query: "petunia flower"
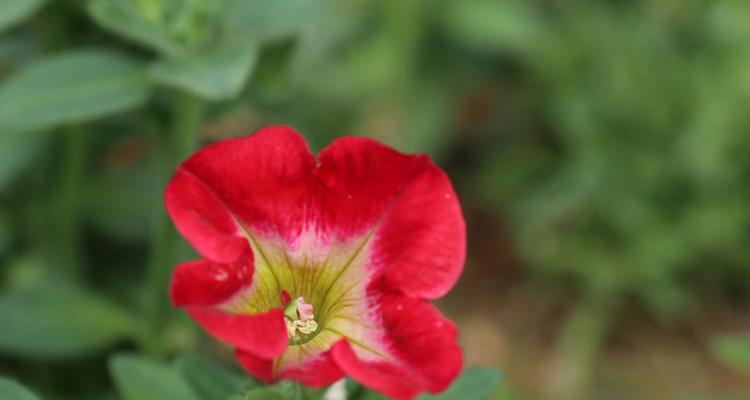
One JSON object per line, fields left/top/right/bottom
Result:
{"left": 166, "top": 126, "right": 466, "bottom": 399}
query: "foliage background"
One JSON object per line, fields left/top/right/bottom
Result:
{"left": 1, "top": 0, "right": 750, "bottom": 399}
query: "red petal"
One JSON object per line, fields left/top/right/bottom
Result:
{"left": 331, "top": 341, "right": 420, "bottom": 400}
{"left": 165, "top": 168, "right": 249, "bottom": 263}
{"left": 236, "top": 349, "right": 343, "bottom": 388}
{"left": 170, "top": 251, "right": 254, "bottom": 307}
{"left": 378, "top": 166, "right": 466, "bottom": 299}
{"left": 331, "top": 292, "right": 463, "bottom": 398}
{"left": 177, "top": 126, "right": 316, "bottom": 242}
{"left": 318, "top": 138, "right": 465, "bottom": 299}
{"left": 235, "top": 350, "right": 275, "bottom": 384}
{"left": 186, "top": 308, "right": 287, "bottom": 359}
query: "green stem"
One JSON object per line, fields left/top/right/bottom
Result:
{"left": 553, "top": 300, "right": 612, "bottom": 400}
{"left": 49, "top": 126, "right": 88, "bottom": 280}
{"left": 144, "top": 90, "right": 202, "bottom": 353}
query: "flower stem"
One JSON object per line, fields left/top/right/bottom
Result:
{"left": 551, "top": 300, "right": 612, "bottom": 400}
{"left": 144, "top": 89, "right": 202, "bottom": 352}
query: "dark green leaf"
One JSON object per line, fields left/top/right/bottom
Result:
{"left": 0, "top": 0, "right": 46, "bottom": 34}
{"left": 0, "top": 281, "right": 139, "bottom": 358}
{"left": 173, "top": 354, "right": 249, "bottom": 400}
{"left": 82, "top": 164, "right": 153, "bottom": 241}
{"left": 110, "top": 354, "right": 200, "bottom": 400}
{"left": 87, "top": 0, "right": 185, "bottom": 57}
{"left": 0, "top": 129, "right": 48, "bottom": 189}
{"left": 0, "top": 377, "right": 39, "bottom": 400}
{"left": 0, "top": 49, "right": 151, "bottom": 132}
{"left": 149, "top": 36, "right": 257, "bottom": 100}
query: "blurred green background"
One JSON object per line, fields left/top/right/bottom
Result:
{"left": 1, "top": 0, "right": 750, "bottom": 399}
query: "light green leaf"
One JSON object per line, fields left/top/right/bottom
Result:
{"left": 173, "top": 354, "right": 250, "bottom": 400}
{"left": 149, "top": 36, "right": 257, "bottom": 100}
{"left": 0, "top": 49, "right": 151, "bottom": 132}
{"left": 0, "top": 0, "right": 45, "bottom": 34}
{"left": 712, "top": 335, "right": 750, "bottom": 374}
{"left": 223, "top": 0, "right": 323, "bottom": 43}
{"left": 0, "top": 377, "right": 40, "bottom": 400}
{"left": 87, "top": 0, "right": 184, "bottom": 57}
{"left": 110, "top": 354, "right": 200, "bottom": 400}
{"left": 440, "top": 0, "right": 540, "bottom": 52}
{"left": 419, "top": 369, "right": 502, "bottom": 400}
{"left": 0, "top": 281, "right": 139, "bottom": 358}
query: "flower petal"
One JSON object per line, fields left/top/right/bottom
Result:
{"left": 180, "top": 126, "right": 316, "bottom": 238}
{"left": 186, "top": 308, "right": 287, "bottom": 359}
{"left": 331, "top": 292, "right": 463, "bottom": 398}
{"left": 170, "top": 251, "right": 254, "bottom": 307}
{"left": 317, "top": 137, "right": 465, "bottom": 299}
{"left": 236, "top": 348, "right": 344, "bottom": 388}
{"left": 377, "top": 166, "right": 466, "bottom": 299}
{"left": 331, "top": 341, "right": 421, "bottom": 400}
{"left": 165, "top": 167, "right": 249, "bottom": 263}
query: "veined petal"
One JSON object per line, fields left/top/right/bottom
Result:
{"left": 236, "top": 344, "right": 344, "bottom": 388}
{"left": 318, "top": 137, "right": 466, "bottom": 299}
{"left": 187, "top": 308, "right": 287, "bottom": 359}
{"left": 165, "top": 126, "right": 317, "bottom": 262}
{"left": 331, "top": 292, "right": 463, "bottom": 398}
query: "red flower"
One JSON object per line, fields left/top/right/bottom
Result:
{"left": 166, "top": 126, "right": 466, "bottom": 399}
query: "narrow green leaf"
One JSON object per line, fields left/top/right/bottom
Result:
{"left": 110, "top": 354, "right": 200, "bottom": 400}
{"left": 712, "top": 335, "right": 750, "bottom": 374}
{"left": 149, "top": 36, "right": 257, "bottom": 100}
{"left": 0, "top": 49, "right": 151, "bottom": 132}
{"left": 0, "top": 377, "right": 39, "bottom": 400}
{"left": 0, "top": 281, "right": 139, "bottom": 358}
{"left": 174, "top": 354, "right": 249, "bottom": 400}
{"left": 87, "top": 0, "right": 184, "bottom": 57}
{"left": 0, "top": 0, "right": 45, "bottom": 34}
{"left": 419, "top": 369, "right": 502, "bottom": 400}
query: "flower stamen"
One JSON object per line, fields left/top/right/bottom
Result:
{"left": 283, "top": 296, "right": 319, "bottom": 340}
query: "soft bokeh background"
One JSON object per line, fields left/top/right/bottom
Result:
{"left": 1, "top": 0, "right": 750, "bottom": 399}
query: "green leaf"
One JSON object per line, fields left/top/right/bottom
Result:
{"left": 0, "top": 377, "right": 39, "bottom": 400}
{"left": 0, "top": 49, "right": 151, "bottom": 133}
{"left": 87, "top": 0, "right": 184, "bottom": 57}
{"left": 223, "top": 0, "right": 323, "bottom": 43}
{"left": 358, "top": 369, "right": 503, "bottom": 400}
{"left": 110, "top": 354, "right": 200, "bottom": 400}
{"left": 149, "top": 36, "right": 257, "bottom": 100}
{"left": 232, "top": 382, "right": 324, "bottom": 400}
{"left": 0, "top": 281, "right": 139, "bottom": 358}
{"left": 0, "top": 0, "right": 45, "bottom": 34}
{"left": 173, "top": 354, "right": 250, "bottom": 400}
{"left": 419, "top": 369, "right": 502, "bottom": 400}
{"left": 712, "top": 335, "right": 750, "bottom": 374}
